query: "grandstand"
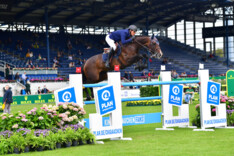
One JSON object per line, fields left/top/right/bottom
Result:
{"left": 0, "top": 0, "right": 233, "bottom": 82}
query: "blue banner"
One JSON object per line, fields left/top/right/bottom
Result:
{"left": 57, "top": 87, "right": 76, "bottom": 103}
{"left": 169, "top": 84, "right": 183, "bottom": 106}
{"left": 207, "top": 81, "right": 220, "bottom": 105}
{"left": 84, "top": 112, "right": 162, "bottom": 129}
{"left": 97, "top": 85, "right": 116, "bottom": 115}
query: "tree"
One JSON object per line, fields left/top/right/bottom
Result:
{"left": 215, "top": 48, "right": 224, "bottom": 57}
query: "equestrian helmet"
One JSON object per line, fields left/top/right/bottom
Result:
{"left": 128, "top": 25, "right": 137, "bottom": 32}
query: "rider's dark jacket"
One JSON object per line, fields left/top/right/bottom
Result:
{"left": 109, "top": 29, "right": 133, "bottom": 45}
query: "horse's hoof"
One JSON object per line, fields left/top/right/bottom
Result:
{"left": 86, "top": 97, "right": 91, "bottom": 101}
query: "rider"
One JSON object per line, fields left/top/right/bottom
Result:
{"left": 105, "top": 25, "right": 137, "bottom": 68}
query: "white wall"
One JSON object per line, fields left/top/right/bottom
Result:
{"left": 0, "top": 82, "right": 69, "bottom": 96}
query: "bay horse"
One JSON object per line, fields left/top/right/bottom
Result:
{"left": 82, "top": 35, "right": 163, "bottom": 99}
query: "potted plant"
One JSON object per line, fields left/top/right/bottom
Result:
{"left": 63, "top": 127, "right": 75, "bottom": 147}
{"left": 72, "top": 129, "right": 81, "bottom": 146}
{"left": 7, "top": 133, "right": 26, "bottom": 154}
{"left": 76, "top": 128, "right": 84, "bottom": 145}
{"left": 54, "top": 130, "right": 66, "bottom": 148}
{"left": 24, "top": 131, "right": 35, "bottom": 153}
{"left": 45, "top": 131, "right": 56, "bottom": 150}
{"left": 82, "top": 128, "right": 96, "bottom": 144}
{"left": 0, "top": 138, "right": 10, "bottom": 155}
{"left": 31, "top": 134, "right": 48, "bottom": 151}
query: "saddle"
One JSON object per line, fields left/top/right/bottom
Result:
{"left": 102, "top": 45, "right": 121, "bottom": 62}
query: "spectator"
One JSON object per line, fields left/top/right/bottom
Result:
{"left": 87, "top": 45, "right": 91, "bottom": 49}
{"left": 149, "top": 58, "right": 152, "bottom": 63}
{"left": 14, "top": 72, "right": 20, "bottom": 82}
{"left": 53, "top": 57, "right": 58, "bottom": 64}
{"left": 57, "top": 51, "right": 61, "bottom": 58}
{"left": 20, "top": 86, "right": 27, "bottom": 95}
{"left": 181, "top": 72, "right": 187, "bottom": 77}
{"left": 5, "top": 64, "right": 10, "bottom": 80}
{"left": 37, "top": 87, "right": 42, "bottom": 94}
{"left": 129, "top": 71, "right": 134, "bottom": 82}
{"left": 69, "top": 62, "right": 75, "bottom": 68}
{"left": 147, "top": 76, "right": 151, "bottom": 81}
{"left": 124, "top": 71, "right": 129, "bottom": 80}
{"left": 135, "top": 59, "right": 147, "bottom": 71}
{"left": 29, "top": 51, "right": 33, "bottom": 59}
{"left": 33, "top": 42, "right": 39, "bottom": 49}
{"left": 29, "top": 60, "right": 35, "bottom": 68}
{"left": 209, "top": 53, "right": 214, "bottom": 59}
{"left": 141, "top": 71, "right": 146, "bottom": 77}
{"left": 148, "top": 72, "right": 151, "bottom": 77}
{"left": 201, "top": 55, "right": 207, "bottom": 62}
{"left": 171, "top": 70, "right": 179, "bottom": 79}
{"left": 151, "top": 70, "right": 155, "bottom": 76}
{"left": 68, "top": 54, "right": 73, "bottom": 60}
{"left": 78, "top": 50, "right": 83, "bottom": 56}
{"left": 41, "top": 85, "right": 50, "bottom": 94}
{"left": 38, "top": 54, "right": 42, "bottom": 61}
{"left": 67, "top": 40, "right": 72, "bottom": 50}
{"left": 184, "top": 85, "right": 194, "bottom": 104}
{"left": 26, "top": 49, "right": 30, "bottom": 58}
{"left": 162, "top": 57, "right": 168, "bottom": 64}
{"left": 21, "top": 72, "right": 27, "bottom": 85}
{"left": 53, "top": 62, "right": 57, "bottom": 68}
{"left": 3, "top": 85, "right": 13, "bottom": 114}
{"left": 25, "top": 81, "right": 31, "bottom": 95}
{"left": 79, "top": 58, "right": 84, "bottom": 65}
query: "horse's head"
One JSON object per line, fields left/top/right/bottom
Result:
{"left": 148, "top": 34, "right": 163, "bottom": 59}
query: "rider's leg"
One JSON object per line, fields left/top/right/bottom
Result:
{"left": 105, "top": 35, "right": 117, "bottom": 68}
{"left": 106, "top": 47, "right": 114, "bottom": 67}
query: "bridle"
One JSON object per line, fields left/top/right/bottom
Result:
{"left": 135, "top": 37, "right": 162, "bottom": 59}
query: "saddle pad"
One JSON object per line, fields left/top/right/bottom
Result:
{"left": 102, "top": 53, "right": 108, "bottom": 62}
{"left": 102, "top": 44, "right": 121, "bottom": 62}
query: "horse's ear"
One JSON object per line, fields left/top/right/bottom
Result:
{"left": 151, "top": 34, "right": 154, "bottom": 40}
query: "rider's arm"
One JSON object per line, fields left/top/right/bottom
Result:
{"left": 121, "top": 32, "right": 132, "bottom": 44}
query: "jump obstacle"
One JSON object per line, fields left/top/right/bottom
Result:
{"left": 54, "top": 64, "right": 232, "bottom": 142}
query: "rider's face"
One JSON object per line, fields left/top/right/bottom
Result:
{"left": 130, "top": 30, "right": 136, "bottom": 36}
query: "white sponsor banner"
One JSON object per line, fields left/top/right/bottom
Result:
{"left": 121, "top": 89, "right": 140, "bottom": 98}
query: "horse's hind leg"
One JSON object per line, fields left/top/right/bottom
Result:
{"left": 84, "top": 88, "right": 92, "bottom": 101}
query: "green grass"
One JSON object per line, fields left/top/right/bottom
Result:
{"left": 8, "top": 97, "right": 234, "bottom": 156}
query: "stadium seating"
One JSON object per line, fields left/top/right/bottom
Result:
{"left": 0, "top": 30, "right": 230, "bottom": 80}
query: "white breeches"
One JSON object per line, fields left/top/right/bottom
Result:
{"left": 105, "top": 34, "right": 117, "bottom": 50}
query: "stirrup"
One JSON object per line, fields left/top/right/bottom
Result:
{"left": 105, "top": 60, "right": 110, "bottom": 68}
{"left": 105, "top": 62, "right": 110, "bottom": 68}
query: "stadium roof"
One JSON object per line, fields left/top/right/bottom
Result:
{"left": 0, "top": 0, "right": 233, "bottom": 28}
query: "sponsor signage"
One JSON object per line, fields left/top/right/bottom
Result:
{"left": 226, "top": 70, "right": 234, "bottom": 96}
{"left": 0, "top": 94, "right": 55, "bottom": 105}
{"left": 207, "top": 81, "right": 220, "bottom": 105}
{"left": 168, "top": 84, "right": 183, "bottom": 106}
{"left": 84, "top": 112, "right": 162, "bottom": 128}
{"left": 57, "top": 87, "right": 77, "bottom": 103}
{"left": 96, "top": 85, "right": 116, "bottom": 116}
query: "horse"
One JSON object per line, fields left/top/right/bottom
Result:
{"left": 82, "top": 34, "right": 163, "bottom": 99}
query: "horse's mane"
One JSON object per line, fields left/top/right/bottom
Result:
{"left": 121, "top": 36, "right": 150, "bottom": 48}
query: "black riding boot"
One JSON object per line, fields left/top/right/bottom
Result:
{"left": 105, "top": 48, "right": 114, "bottom": 68}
